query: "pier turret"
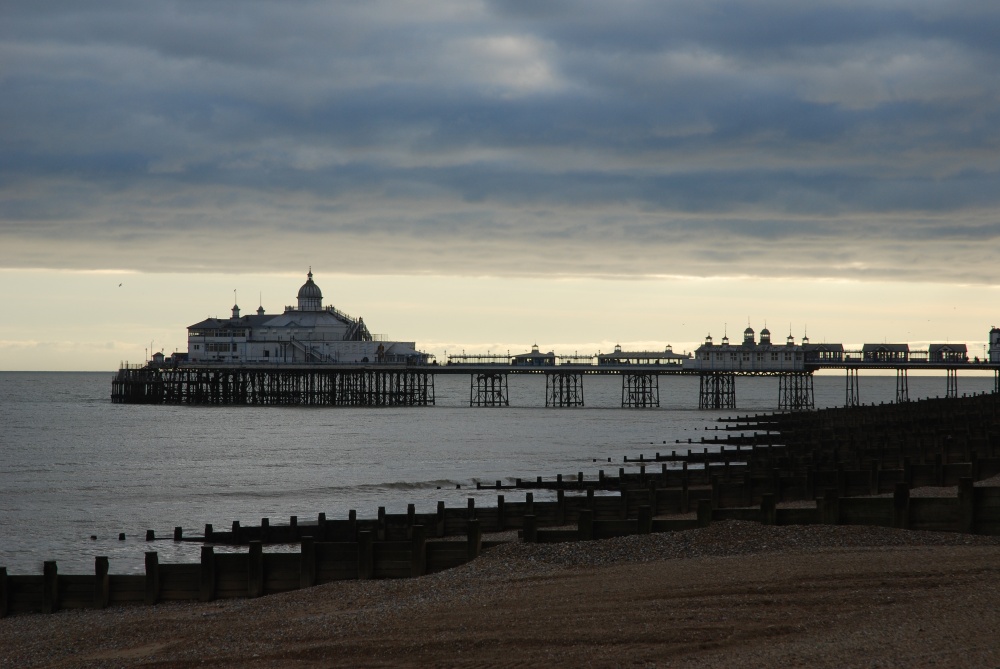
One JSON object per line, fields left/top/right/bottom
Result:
{"left": 990, "top": 326, "right": 1000, "bottom": 363}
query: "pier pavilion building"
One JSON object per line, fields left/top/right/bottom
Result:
{"left": 991, "top": 326, "right": 1000, "bottom": 363}
{"left": 186, "top": 271, "right": 430, "bottom": 365}
{"left": 684, "top": 326, "right": 807, "bottom": 372}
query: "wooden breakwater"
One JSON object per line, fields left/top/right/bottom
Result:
{"left": 6, "top": 479, "right": 1000, "bottom": 618}
{"left": 4, "top": 392, "right": 1000, "bottom": 617}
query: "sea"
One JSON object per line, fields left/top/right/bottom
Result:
{"left": 2, "top": 370, "right": 997, "bottom": 575}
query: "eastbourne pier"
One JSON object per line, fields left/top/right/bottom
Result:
{"left": 111, "top": 270, "right": 1000, "bottom": 410}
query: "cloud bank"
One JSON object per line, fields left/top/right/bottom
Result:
{"left": 2, "top": 0, "right": 1000, "bottom": 282}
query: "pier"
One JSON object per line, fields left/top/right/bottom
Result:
{"left": 113, "top": 359, "right": 1000, "bottom": 409}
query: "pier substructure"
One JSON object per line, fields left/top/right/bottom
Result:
{"left": 622, "top": 373, "right": 659, "bottom": 408}
{"left": 545, "top": 373, "right": 585, "bottom": 407}
{"left": 946, "top": 368, "right": 958, "bottom": 399}
{"left": 846, "top": 368, "right": 860, "bottom": 407}
{"left": 778, "top": 372, "right": 815, "bottom": 411}
{"left": 470, "top": 373, "right": 509, "bottom": 407}
{"left": 896, "top": 368, "right": 909, "bottom": 403}
{"left": 114, "top": 367, "right": 436, "bottom": 406}
{"left": 698, "top": 373, "right": 735, "bottom": 410}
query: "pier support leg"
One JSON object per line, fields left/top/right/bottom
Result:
{"left": 946, "top": 368, "right": 958, "bottom": 399}
{"left": 778, "top": 372, "right": 814, "bottom": 411}
{"left": 545, "top": 372, "right": 584, "bottom": 407}
{"left": 622, "top": 373, "right": 659, "bottom": 408}
{"left": 896, "top": 368, "right": 909, "bottom": 403}
{"left": 470, "top": 373, "right": 509, "bottom": 407}
{"left": 845, "top": 368, "right": 860, "bottom": 407}
{"left": 698, "top": 373, "right": 735, "bottom": 410}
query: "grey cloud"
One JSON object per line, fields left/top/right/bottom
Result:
{"left": 2, "top": 1, "right": 1000, "bottom": 283}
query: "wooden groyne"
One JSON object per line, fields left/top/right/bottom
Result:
{"left": 5, "top": 392, "right": 1000, "bottom": 617}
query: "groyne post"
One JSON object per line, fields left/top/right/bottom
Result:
{"left": 200, "top": 546, "right": 215, "bottom": 602}
{"left": 300, "top": 537, "right": 316, "bottom": 588}
{"left": 357, "top": 531, "right": 374, "bottom": 579}
{"left": 410, "top": 526, "right": 426, "bottom": 577}
{"left": 467, "top": 519, "right": 482, "bottom": 559}
{"left": 143, "top": 553, "right": 158, "bottom": 606}
{"left": 95, "top": 556, "right": 110, "bottom": 609}
{"left": 959, "top": 478, "right": 976, "bottom": 534}
{"left": 0, "top": 567, "right": 7, "bottom": 618}
{"left": 248, "top": 542, "right": 263, "bottom": 598}
{"left": 42, "top": 561, "right": 58, "bottom": 614}
{"left": 893, "top": 483, "right": 910, "bottom": 530}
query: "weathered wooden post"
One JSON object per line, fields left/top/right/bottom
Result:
{"left": 467, "top": 519, "right": 482, "bottom": 559}
{"left": 260, "top": 517, "right": 270, "bottom": 543}
{"left": 43, "top": 561, "right": 59, "bottom": 614}
{"left": 143, "top": 552, "right": 158, "bottom": 606}
{"left": 248, "top": 541, "right": 264, "bottom": 598}
{"left": 348, "top": 510, "right": 358, "bottom": 540}
{"left": 145, "top": 529, "right": 155, "bottom": 541}
{"left": 497, "top": 494, "right": 506, "bottom": 531}
{"left": 761, "top": 494, "right": 776, "bottom": 526}
{"left": 696, "top": 498, "right": 712, "bottom": 528}
{"left": 958, "top": 477, "right": 976, "bottom": 534}
{"left": 317, "top": 512, "right": 327, "bottom": 541}
{"left": 556, "top": 489, "right": 566, "bottom": 525}
{"left": 290, "top": 515, "right": 299, "bottom": 541}
{"left": 586, "top": 487, "right": 595, "bottom": 511}
{"left": 467, "top": 497, "right": 476, "bottom": 521}
{"left": 0, "top": 566, "right": 7, "bottom": 618}
{"left": 525, "top": 492, "right": 534, "bottom": 517}
{"left": 231, "top": 520, "right": 242, "bottom": 544}
{"left": 95, "top": 556, "right": 110, "bottom": 609}
{"left": 199, "top": 546, "right": 215, "bottom": 602}
{"left": 357, "top": 531, "right": 374, "bottom": 580}
{"left": 410, "top": 526, "right": 426, "bottom": 577}
{"left": 578, "top": 509, "right": 594, "bottom": 540}
{"left": 377, "top": 507, "right": 386, "bottom": 541}
{"left": 523, "top": 514, "right": 537, "bottom": 543}
{"left": 300, "top": 536, "right": 316, "bottom": 588}
{"left": 436, "top": 501, "right": 446, "bottom": 538}
{"left": 173, "top": 527, "right": 183, "bottom": 541}
{"left": 893, "top": 482, "right": 910, "bottom": 530}
{"left": 204, "top": 523, "right": 214, "bottom": 541}
{"left": 637, "top": 506, "right": 652, "bottom": 535}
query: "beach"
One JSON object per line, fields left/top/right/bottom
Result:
{"left": 4, "top": 521, "right": 1000, "bottom": 668}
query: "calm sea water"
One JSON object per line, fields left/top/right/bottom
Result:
{"left": 1, "top": 370, "right": 996, "bottom": 574}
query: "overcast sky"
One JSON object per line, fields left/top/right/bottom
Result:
{"left": 2, "top": 1, "right": 999, "bottom": 370}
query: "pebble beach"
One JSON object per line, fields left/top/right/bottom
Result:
{"left": 4, "top": 520, "right": 1000, "bottom": 668}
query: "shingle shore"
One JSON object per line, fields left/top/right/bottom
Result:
{"left": 4, "top": 521, "right": 1000, "bottom": 668}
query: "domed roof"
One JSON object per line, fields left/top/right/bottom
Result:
{"left": 760, "top": 327, "right": 771, "bottom": 336}
{"left": 297, "top": 270, "right": 323, "bottom": 300}
{"left": 744, "top": 326, "right": 755, "bottom": 335}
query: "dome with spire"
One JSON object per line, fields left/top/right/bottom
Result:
{"left": 296, "top": 269, "right": 323, "bottom": 311}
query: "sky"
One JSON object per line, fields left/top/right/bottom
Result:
{"left": 2, "top": 1, "right": 999, "bottom": 370}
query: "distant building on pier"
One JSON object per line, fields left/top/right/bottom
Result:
{"left": 185, "top": 270, "right": 430, "bottom": 365}
{"left": 598, "top": 344, "right": 689, "bottom": 366}
{"left": 512, "top": 344, "right": 556, "bottom": 367}
{"left": 861, "top": 343, "right": 909, "bottom": 363}
{"left": 684, "top": 325, "right": 806, "bottom": 371}
{"left": 928, "top": 344, "right": 968, "bottom": 363}
{"left": 990, "top": 327, "right": 1000, "bottom": 363}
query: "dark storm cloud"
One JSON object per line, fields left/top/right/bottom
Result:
{"left": 2, "top": 0, "right": 1000, "bottom": 282}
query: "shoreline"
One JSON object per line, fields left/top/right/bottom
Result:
{"left": 4, "top": 522, "right": 1000, "bottom": 668}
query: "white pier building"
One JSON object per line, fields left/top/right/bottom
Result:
{"left": 683, "top": 326, "right": 806, "bottom": 372}
{"left": 186, "top": 271, "right": 430, "bottom": 365}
